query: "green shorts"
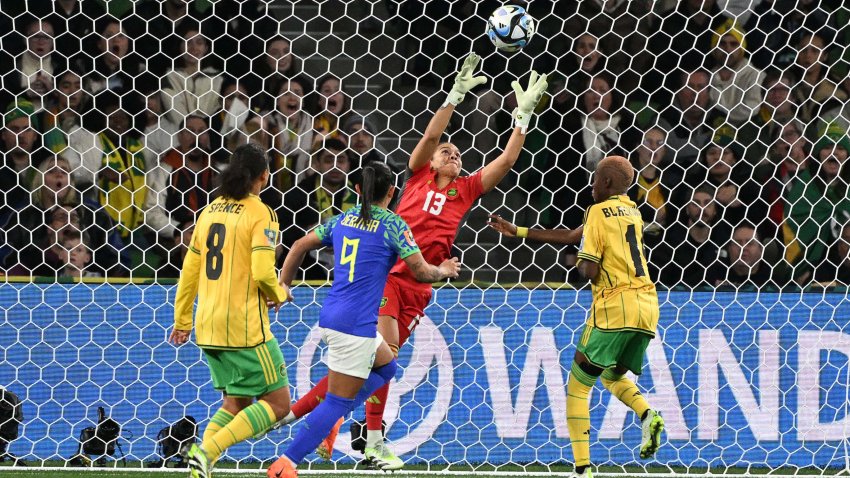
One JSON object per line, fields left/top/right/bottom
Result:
{"left": 202, "top": 338, "right": 289, "bottom": 398}
{"left": 575, "top": 325, "right": 653, "bottom": 375}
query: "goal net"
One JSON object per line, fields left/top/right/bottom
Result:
{"left": 1, "top": 1, "right": 850, "bottom": 476}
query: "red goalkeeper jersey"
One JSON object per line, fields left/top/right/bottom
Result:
{"left": 389, "top": 164, "right": 484, "bottom": 291}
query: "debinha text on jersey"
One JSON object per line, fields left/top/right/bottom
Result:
{"left": 340, "top": 213, "right": 381, "bottom": 233}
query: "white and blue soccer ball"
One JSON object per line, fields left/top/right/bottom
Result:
{"left": 486, "top": 5, "right": 535, "bottom": 53}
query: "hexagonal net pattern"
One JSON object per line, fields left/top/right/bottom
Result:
{"left": 1, "top": 0, "right": 850, "bottom": 475}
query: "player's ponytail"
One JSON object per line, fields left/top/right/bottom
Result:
{"left": 359, "top": 162, "right": 393, "bottom": 224}
{"left": 218, "top": 143, "right": 269, "bottom": 200}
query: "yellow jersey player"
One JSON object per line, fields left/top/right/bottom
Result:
{"left": 169, "top": 143, "right": 292, "bottom": 478}
{"left": 488, "top": 155, "right": 665, "bottom": 478}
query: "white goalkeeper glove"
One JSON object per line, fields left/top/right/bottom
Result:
{"left": 511, "top": 71, "right": 548, "bottom": 134}
{"left": 443, "top": 53, "right": 488, "bottom": 108}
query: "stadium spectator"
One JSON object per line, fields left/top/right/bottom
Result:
{"left": 718, "top": 222, "right": 782, "bottom": 288}
{"left": 653, "top": 185, "right": 727, "bottom": 288}
{"left": 708, "top": 19, "right": 765, "bottom": 126}
{"left": 562, "top": 33, "right": 607, "bottom": 104}
{"left": 126, "top": 0, "right": 223, "bottom": 76}
{"left": 2, "top": 156, "right": 125, "bottom": 277}
{"left": 215, "top": 78, "right": 251, "bottom": 154}
{"left": 144, "top": 114, "right": 218, "bottom": 244}
{"left": 536, "top": 32, "right": 607, "bottom": 168}
{"left": 646, "top": 0, "right": 727, "bottom": 102}
{"left": 49, "top": 69, "right": 88, "bottom": 133}
{"left": 782, "top": 122, "right": 850, "bottom": 286}
{"left": 0, "top": 99, "right": 54, "bottom": 209}
{"left": 657, "top": 69, "right": 717, "bottom": 168}
{"left": 789, "top": 31, "right": 847, "bottom": 124}
{"left": 564, "top": 0, "right": 652, "bottom": 95}
{"left": 815, "top": 222, "right": 850, "bottom": 285}
{"left": 208, "top": 0, "right": 276, "bottom": 78}
{"left": 1, "top": 16, "right": 66, "bottom": 112}
{"left": 155, "top": 221, "right": 194, "bottom": 279}
{"left": 39, "top": 0, "right": 103, "bottom": 67}
{"left": 139, "top": 87, "right": 178, "bottom": 169}
{"left": 629, "top": 127, "right": 681, "bottom": 238}
{"left": 313, "top": 74, "right": 351, "bottom": 143}
{"left": 743, "top": 0, "right": 837, "bottom": 70}
{"left": 162, "top": 115, "right": 218, "bottom": 226}
{"left": 550, "top": 72, "right": 637, "bottom": 210}
{"left": 280, "top": 138, "right": 356, "bottom": 279}
{"left": 82, "top": 16, "right": 146, "bottom": 97}
{"left": 756, "top": 119, "right": 809, "bottom": 239}
{"left": 685, "top": 130, "right": 767, "bottom": 229}
{"left": 249, "top": 76, "right": 314, "bottom": 190}
{"left": 86, "top": 92, "right": 147, "bottom": 243}
{"left": 247, "top": 36, "right": 301, "bottom": 109}
{"left": 550, "top": 71, "right": 637, "bottom": 265}
{"left": 565, "top": 72, "right": 634, "bottom": 175}
{"left": 238, "top": 76, "right": 315, "bottom": 198}
{"left": 161, "top": 21, "right": 223, "bottom": 125}
{"left": 737, "top": 69, "right": 797, "bottom": 164}
{"left": 3, "top": 210, "right": 69, "bottom": 278}
{"left": 771, "top": 119, "right": 807, "bottom": 167}
{"left": 54, "top": 70, "right": 102, "bottom": 191}
{"left": 343, "top": 115, "right": 398, "bottom": 183}
{"left": 57, "top": 230, "right": 101, "bottom": 279}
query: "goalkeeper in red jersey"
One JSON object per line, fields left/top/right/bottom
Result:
{"left": 274, "top": 53, "right": 548, "bottom": 470}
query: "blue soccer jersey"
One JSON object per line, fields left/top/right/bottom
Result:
{"left": 315, "top": 205, "right": 421, "bottom": 337}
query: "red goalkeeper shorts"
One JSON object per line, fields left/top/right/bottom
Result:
{"left": 378, "top": 275, "right": 432, "bottom": 347}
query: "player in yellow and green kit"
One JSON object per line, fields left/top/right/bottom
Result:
{"left": 488, "top": 155, "right": 665, "bottom": 478}
{"left": 169, "top": 143, "right": 292, "bottom": 478}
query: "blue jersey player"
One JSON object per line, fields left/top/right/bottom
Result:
{"left": 268, "top": 163, "right": 460, "bottom": 478}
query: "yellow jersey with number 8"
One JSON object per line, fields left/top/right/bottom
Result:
{"left": 576, "top": 195, "right": 659, "bottom": 335}
{"left": 174, "top": 194, "right": 288, "bottom": 349}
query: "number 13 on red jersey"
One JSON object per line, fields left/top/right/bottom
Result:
{"left": 423, "top": 191, "right": 446, "bottom": 215}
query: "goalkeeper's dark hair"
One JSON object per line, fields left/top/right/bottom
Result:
{"left": 218, "top": 143, "right": 269, "bottom": 200}
{"left": 359, "top": 162, "right": 393, "bottom": 224}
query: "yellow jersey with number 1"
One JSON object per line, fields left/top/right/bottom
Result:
{"left": 576, "top": 195, "right": 659, "bottom": 336}
{"left": 174, "top": 194, "right": 288, "bottom": 349}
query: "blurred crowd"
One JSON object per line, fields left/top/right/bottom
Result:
{"left": 0, "top": 0, "right": 848, "bottom": 290}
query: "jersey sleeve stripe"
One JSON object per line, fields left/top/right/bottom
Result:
{"left": 252, "top": 246, "right": 275, "bottom": 251}
{"left": 399, "top": 247, "right": 420, "bottom": 260}
{"left": 577, "top": 252, "right": 601, "bottom": 263}
{"left": 262, "top": 202, "right": 278, "bottom": 224}
{"left": 189, "top": 246, "right": 201, "bottom": 255}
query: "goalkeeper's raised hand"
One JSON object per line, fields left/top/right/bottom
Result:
{"left": 511, "top": 71, "right": 548, "bottom": 133}
{"left": 443, "top": 53, "right": 488, "bottom": 107}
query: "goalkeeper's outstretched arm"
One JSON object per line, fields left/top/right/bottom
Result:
{"left": 409, "top": 53, "right": 488, "bottom": 172}
{"left": 487, "top": 214, "right": 582, "bottom": 245}
{"left": 480, "top": 71, "right": 548, "bottom": 193}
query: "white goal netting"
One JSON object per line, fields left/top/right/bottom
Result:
{"left": 1, "top": 0, "right": 850, "bottom": 475}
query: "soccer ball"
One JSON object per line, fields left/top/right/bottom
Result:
{"left": 486, "top": 5, "right": 535, "bottom": 53}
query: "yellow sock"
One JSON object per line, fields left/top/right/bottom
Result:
{"left": 566, "top": 362, "right": 595, "bottom": 468}
{"left": 204, "top": 400, "right": 275, "bottom": 462}
{"left": 601, "top": 369, "right": 650, "bottom": 420}
{"left": 203, "top": 408, "right": 235, "bottom": 446}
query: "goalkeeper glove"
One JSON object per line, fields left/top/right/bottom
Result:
{"left": 443, "top": 53, "right": 488, "bottom": 108}
{"left": 511, "top": 71, "right": 548, "bottom": 134}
